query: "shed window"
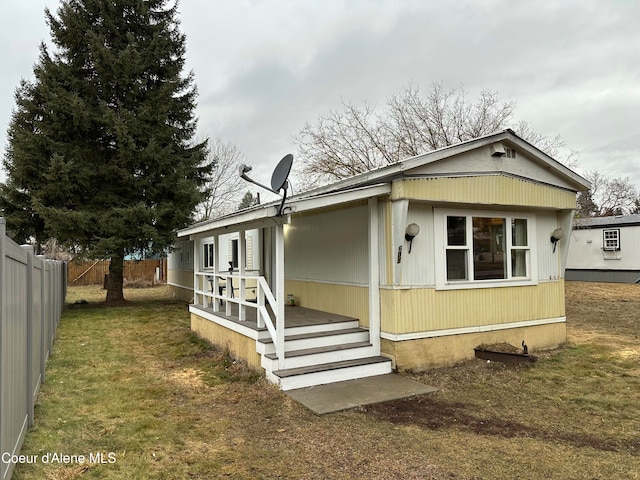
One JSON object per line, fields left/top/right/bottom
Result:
{"left": 603, "top": 229, "right": 620, "bottom": 251}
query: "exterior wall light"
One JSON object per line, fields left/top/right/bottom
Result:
{"left": 405, "top": 223, "right": 420, "bottom": 253}
{"left": 550, "top": 227, "right": 564, "bottom": 253}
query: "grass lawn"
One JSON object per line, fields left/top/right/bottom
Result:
{"left": 12, "top": 282, "right": 640, "bottom": 479}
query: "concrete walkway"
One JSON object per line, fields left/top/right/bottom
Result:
{"left": 285, "top": 374, "right": 438, "bottom": 414}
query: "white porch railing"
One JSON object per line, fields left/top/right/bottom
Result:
{"left": 194, "top": 271, "right": 285, "bottom": 369}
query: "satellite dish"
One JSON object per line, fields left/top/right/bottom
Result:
{"left": 271, "top": 154, "right": 293, "bottom": 192}
{"left": 238, "top": 153, "right": 294, "bottom": 216}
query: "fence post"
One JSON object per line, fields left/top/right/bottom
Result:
{"left": 22, "top": 245, "right": 35, "bottom": 427}
{"left": 0, "top": 218, "right": 6, "bottom": 474}
{"left": 37, "top": 256, "right": 47, "bottom": 384}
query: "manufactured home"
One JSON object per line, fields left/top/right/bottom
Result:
{"left": 566, "top": 214, "right": 640, "bottom": 283}
{"left": 169, "top": 129, "right": 590, "bottom": 390}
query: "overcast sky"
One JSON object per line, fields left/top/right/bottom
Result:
{"left": 1, "top": 0, "right": 639, "bottom": 196}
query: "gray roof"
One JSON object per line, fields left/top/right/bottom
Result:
{"left": 574, "top": 214, "right": 640, "bottom": 229}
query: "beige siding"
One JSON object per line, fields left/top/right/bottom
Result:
{"left": 391, "top": 176, "right": 577, "bottom": 209}
{"left": 380, "top": 280, "right": 565, "bottom": 334}
{"left": 285, "top": 205, "right": 369, "bottom": 284}
{"left": 398, "top": 204, "right": 435, "bottom": 286}
{"left": 285, "top": 279, "right": 370, "bottom": 327}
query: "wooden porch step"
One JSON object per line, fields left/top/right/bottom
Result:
{"left": 264, "top": 341, "right": 371, "bottom": 360}
{"left": 256, "top": 327, "right": 369, "bottom": 355}
{"left": 261, "top": 341, "right": 375, "bottom": 370}
{"left": 269, "top": 356, "right": 393, "bottom": 391}
{"left": 258, "top": 327, "right": 366, "bottom": 345}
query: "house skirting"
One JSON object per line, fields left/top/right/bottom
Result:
{"left": 565, "top": 269, "right": 640, "bottom": 283}
{"left": 190, "top": 313, "right": 262, "bottom": 370}
{"left": 382, "top": 319, "right": 566, "bottom": 370}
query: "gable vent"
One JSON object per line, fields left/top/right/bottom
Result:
{"left": 490, "top": 142, "right": 506, "bottom": 157}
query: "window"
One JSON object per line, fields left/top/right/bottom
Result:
{"left": 505, "top": 147, "right": 517, "bottom": 158}
{"left": 203, "top": 242, "right": 214, "bottom": 268}
{"left": 438, "top": 210, "right": 535, "bottom": 289}
{"left": 230, "top": 239, "right": 239, "bottom": 269}
{"left": 603, "top": 229, "right": 620, "bottom": 251}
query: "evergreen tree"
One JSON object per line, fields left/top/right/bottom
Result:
{"left": 1, "top": 0, "right": 211, "bottom": 301}
{"left": 576, "top": 190, "right": 598, "bottom": 218}
{"left": 238, "top": 191, "right": 259, "bottom": 210}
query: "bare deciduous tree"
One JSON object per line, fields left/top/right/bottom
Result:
{"left": 295, "top": 82, "right": 574, "bottom": 187}
{"left": 196, "top": 138, "right": 246, "bottom": 221}
{"left": 580, "top": 170, "right": 638, "bottom": 216}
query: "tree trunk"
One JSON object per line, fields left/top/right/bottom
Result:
{"left": 106, "top": 251, "right": 125, "bottom": 302}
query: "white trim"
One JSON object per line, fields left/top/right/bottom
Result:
{"left": 368, "top": 197, "right": 381, "bottom": 354}
{"left": 189, "top": 305, "right": 260, "bottom": 340}
{"left": 284, "top": 277, "right": 368, "bottom": 288}
{"left": 167, "top": 281, "right": 193, "bottom": 290}
{"left": 178, "top": 183, "right": 390, "bottom": 238}
{"left": 381, "top": 316, "right": 566, "bottom": 341}
{"left": 288, "top": 183, "right": 391, "bottom": 215}
{"left": 167, "top": 267, "right": 195, "bottom": 273}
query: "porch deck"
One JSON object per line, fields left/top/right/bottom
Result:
{"left": 190, "top": 302, "right": 359, "bottom": 332}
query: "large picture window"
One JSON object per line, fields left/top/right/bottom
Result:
{"left": 439, "top": 210, "right": 535, "bottom": 289}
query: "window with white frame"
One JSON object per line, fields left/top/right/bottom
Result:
{"left": 602, "top": 229, "right": 620, "bottom": 251}
{"left": 203, "top": 242, "right": 214, "bottom": 269}
{"left": 438, "top": 210, "right": 535, "bottom": 288}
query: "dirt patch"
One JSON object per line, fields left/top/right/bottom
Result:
{"left": 475, "top": 342, "right": 522, "bottom": 354}
{"left": 169, "top": 367, "right": 208, "bottom": 389}
{"left": 367, "top": 396, "right": 640, "bottom": 455}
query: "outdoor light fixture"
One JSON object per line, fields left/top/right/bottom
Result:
{"left": 550, "top": 227, "right": 564, "bottom": 253}
{"left": 405, "top": 223, "right": 420, "bottom": 253}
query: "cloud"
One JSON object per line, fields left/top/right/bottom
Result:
{"left": 2, "top": 0, "right": 639, "bottom": 191}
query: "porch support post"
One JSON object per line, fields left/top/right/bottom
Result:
{"left": 368, "top": 198, "right": 381, "bottom": 355}
{"left": 239, "top": 229, "right": 246, "bottom": 321}
{"left": 193, "top": 236, "right": 200, "bottom": 306}
{"left": 275, "top": 223, "right": 286, "bottom": 369}
{"left": 213, "top": 234, "right": 220, "bottom": 312}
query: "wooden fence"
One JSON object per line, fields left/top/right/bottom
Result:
{"left": 67, "top": 258, "right": 167, "bottom": 286}
{"left": 0, "top": 218, "right": 66, "bottom": 480}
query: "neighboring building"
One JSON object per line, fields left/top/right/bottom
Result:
{"left": 566, "top": 214, "right": 640, "bottom": 283}
{"left": 170, "top": 129, "right": 590, "bottom": 390}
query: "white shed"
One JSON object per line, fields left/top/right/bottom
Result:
{"left": 566, "top": 214, "right": 640, "bottom": 283}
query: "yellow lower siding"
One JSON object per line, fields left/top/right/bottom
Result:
{"left": 391, "top": 176, "right": 577, "bottom": 209}
{"left": 190, "top": 313, "right": 262, "bottom": 370}
{"left": 284, "top": 279, "right": 370, "bottom": 327}
{"left": 381, "top": 281, "right": 565, "bottom": 334}
{"left": 382, "top": 322, "right": 566, "bottom": 370}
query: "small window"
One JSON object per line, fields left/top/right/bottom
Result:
{"left": 505, "top": 148, "right": 516, "bottom": 158}
{"left": 603, "top": 229, "right": 620, "bottom": 251}
{"left": 231, "top": 239, "right": 239, "bottom": 269}
{"left": 203, "top": 243, "right": 214, "bottom": 268}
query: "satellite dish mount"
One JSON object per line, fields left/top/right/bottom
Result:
{"left": 239, "top": 154, "right": 293, "bottom": 216}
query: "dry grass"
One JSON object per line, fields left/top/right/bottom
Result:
{"left": 12, "top": 281, "right": 640, "bottom": 479}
